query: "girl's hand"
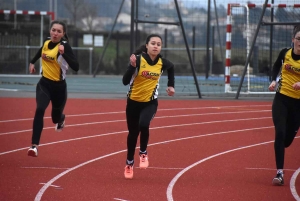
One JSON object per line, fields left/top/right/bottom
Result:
{"left": 268, "top": 81, "right": 276, "bottom": 91}
{"left": 166, "top": 87, "right": 175, "bottom": 96}
{"left": 130, "top": 54, "right": 136, "bottom": 67}
{"left": 59, "top": 44, "right": 64, "bottom": 55}
{"left": 29, "top": 63, "right": 35, "bottom": 74}
{"left": 292, "top": 82, "right": 300, "bottom": 90}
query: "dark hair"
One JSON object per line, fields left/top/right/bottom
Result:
{"left": 50, "top": 20, "right": 69, "bottom": 42}
{"left": 133, "top": 34, "right": 163, "bottom": 55}
{"left": 293, "top": 25, "right": 300, "bottom": 38}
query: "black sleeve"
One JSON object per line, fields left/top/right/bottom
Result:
{"left": 122, "top": 65, "right": 136, "bottom": 85}
{"left": 122, "top": 55, "right": 140, "bottom": 85}
{"left": 162, "top": 58, "right": 175, "bottom": 88}
{"left": 60, "top": 42, "right": 79, "bottom": 72}
{"left": 30, "top": 37, "right": 50, "bottom": 64}
{"left": 271, "top": 48, "right": 288, "bottom": 81}
{"left": 30, "top": 47, "right": 42, "bottom": 64}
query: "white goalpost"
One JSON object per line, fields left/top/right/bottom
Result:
{"left": 0, "top": 10, "right": 55, "bottom": 47}
{"left": 225, "top": 3, "right": 300, "bottom": 94}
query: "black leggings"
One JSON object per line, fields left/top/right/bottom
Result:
{"left": 272, "top": 93, "right": 300, "bottom": 169}
{"left": 31, "top": 77, "right": 67, "bottom": 145}
{"left": 126, "top": 98, "right": 158, "bottom": 161}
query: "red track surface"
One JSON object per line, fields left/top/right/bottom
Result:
{"left": 0, "top": 97, "right": 299, "bottom": 201}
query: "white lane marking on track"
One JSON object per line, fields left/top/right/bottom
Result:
{"left": 21, "top": 167, "right": 69, "bottom": 170}
{"left": 0, "top": 130, "right": 126, "bottom": 156}
{"left": 39, "top": 183, "right": 61, "bottom": 188}
{"left": 0, "top": 112, "right": 124, "bottom": 123}
{"left": 0, "top": 114, "right": 271, "bottom": 136}
{"left": 114, "top": 198, "right": 130, "bottom": 201}
{"left": 245, "top": 168, "right": 296, "bottom": 172}
{"left": 166, "top": 136, "right": 300, "bottom": 201}
{"left": 33, "top": 126, "right": 274, "bottom": 201}
{"left": 0, "top": 118, "right": 272, "bottom": 156}
{"left": 138, "top": 167, "right": 184, "bottom": 170}
{"left": 0, "top": 104, "right": 270, "bottom": 123}
{"left": 290, "top": 167, "right": 300, "bottom": 201}
{"left": 34, "top": 149, "right": 126, "bottom": 201}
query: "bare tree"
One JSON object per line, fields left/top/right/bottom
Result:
{"left": 64, "top": 0, "right": 87, "bottom": 28}
{"left": 64, "top": 0, "right": 98, "bottom": 31}
{"left": 81, "top": 3, "right": 98, "bottom": 31}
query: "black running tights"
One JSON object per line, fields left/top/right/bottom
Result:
{"left": 126, "top": 98, "right": 157, "bottom": 161}
{"left": 272, "top": 93, "right": 300, "bottom": 169}
{"left": 31, "top": 77, "right": 67, "bottom": 145}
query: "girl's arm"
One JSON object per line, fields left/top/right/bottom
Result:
{"left": 60, "top": 42, "right": 79, "bottom": 72}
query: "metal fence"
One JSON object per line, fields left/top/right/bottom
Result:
{"left": 1, "top": 0, "right": 299, "bottom": 98}
{"left": 0, "top": 45, "right": 93, "bottom": 75}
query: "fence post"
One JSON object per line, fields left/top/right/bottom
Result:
{"left": 89, "top": 47, "right": 93, "bottom": 75}
{"left": 26, "top": 46, "right": 29, "bottom": 74}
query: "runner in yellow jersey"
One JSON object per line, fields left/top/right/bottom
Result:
{"left": 269, "top": 25, "right": 300, "bottom": 185}
{"left": 122, "top": 34, "right": 175, "bottom": 179}
{"left": 27, "top": 20, "right": 79, "bottom": 157}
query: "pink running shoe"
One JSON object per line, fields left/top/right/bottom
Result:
{"left": 124, "top": 165, "right": 133, "bottom": 179}
{"left": 139, "top": 154, "right": 149, "bottom": 169}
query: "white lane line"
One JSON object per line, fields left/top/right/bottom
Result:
{"left": 21, "top": 167, "right": 69, "bottom": 170}
{"left": 0, "top": 118, "right": 272, "bottom": 156}
{"left": 114, "top": 198, "right": 130, "bottom": 201}
{"left": 0, "top": 104, "right": 270, "bottom": 123}
{"left": 290, "top": 167, "right": 300, "bottom": 201}
{"left": 166, "top": 136, "right": 300, "bottom": 201}
{"left": 0, "top": 114, "right": 271, "bottom": 136}
{"left": 138, "top": 167, "right": 184, "bottom": 170}
{"left": 0, "top": 111, "right": 124, "bottom": 123}
{"left": 34, "top": 150, "right": 126, "bottom": 201}
{"left": 39, "top": 183, "right": 61, "bottom": 188}
{"left": 34, "top": 126, "right": 273, "bottom": 201}
{"left": 0, "top": 130, "right": 126, "bottom": 156}
{"left": 245, "top": 168, "right": 296, "bottom": 172}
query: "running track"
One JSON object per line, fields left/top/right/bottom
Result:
{"left": 0, "top": 97, "right": 299, "bottom": 201}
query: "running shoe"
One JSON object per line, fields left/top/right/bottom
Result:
{"left": 27, "top": 146, "right": 38, "bottom": 157}
{"left": 272, "top": 172, "right": 284, "bottom": 186}
{"left": 55, "top": 115, "right": 65, "bottom": 132}
{"left": 124, "top": 165, "right": 133, "bottom": 179}
{"left": 139, "top": 154, "right": 149, "bottom": 169}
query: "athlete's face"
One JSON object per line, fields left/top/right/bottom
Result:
{"left": 146, "top": 37, "right": 162, "bottom": 59}
{"left": 50, "top": 23, "right": 65, "bottom": 43}
{"left": 292, "top": 31, "right": 300, "bottom": 55}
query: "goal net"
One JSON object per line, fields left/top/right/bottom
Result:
{"left": 225, "top": 3, "right": 300, "bottom": 94}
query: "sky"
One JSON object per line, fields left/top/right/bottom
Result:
{"left": 150, "top": 0, "right": 300, "bottom": 8}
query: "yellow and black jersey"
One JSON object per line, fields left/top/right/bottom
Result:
{"left": 30, "top": 37, "right": 79, "bottom": 81}
{"left": 272, "top": 48, "right": 300, "bottom": 99}
{"left": 41, "top": 40, "right": 62, "bottom": 81}
{"left": 123, "top": 53, "right": 175, "bottom": 102}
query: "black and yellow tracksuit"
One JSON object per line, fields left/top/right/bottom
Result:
{"left": 30, "top": 37, "right": 79, "bottom": 145}
{"left": 122, "top": 53, "right": 175, "bottom": 162}
{"left": 271, "top": 48, "right": 300, "bottom": 169}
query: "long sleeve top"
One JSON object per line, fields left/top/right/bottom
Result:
{"left": 30, "top": 37, "right": 79, "bottom": 81}
{"left": 122, "top": 53, "right": 175, "bottom": 102}
{"left": 272, "top": 48, "right": 300, "bottom": 98}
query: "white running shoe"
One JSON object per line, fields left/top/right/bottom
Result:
{"left": 27, "top": 146, "right": 38, "bottom": 157}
